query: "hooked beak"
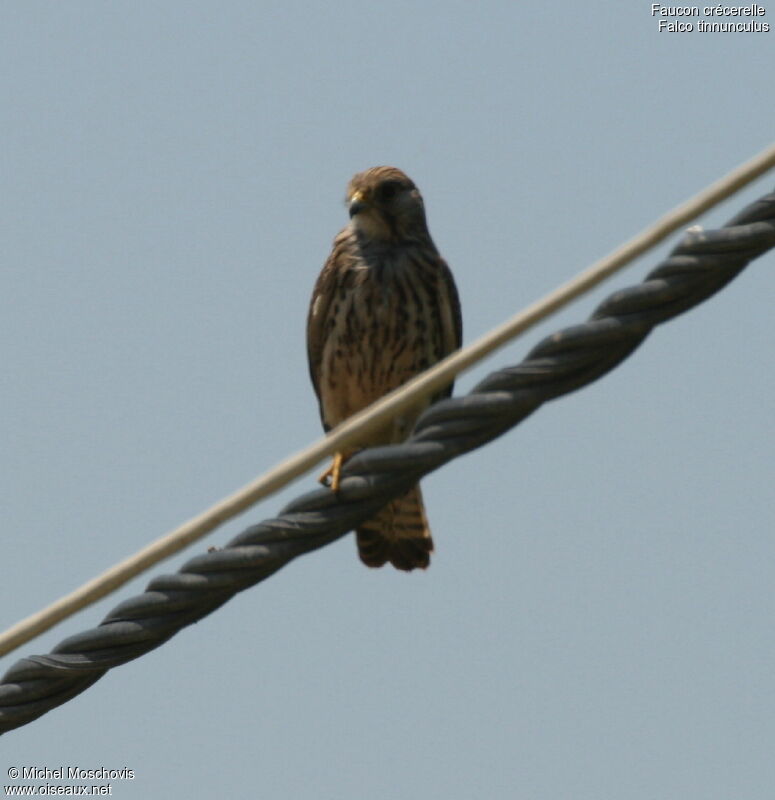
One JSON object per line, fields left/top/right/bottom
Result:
{"left": 348, "top": 190, "right": 368, "bottom": 218}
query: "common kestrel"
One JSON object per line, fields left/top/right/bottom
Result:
{"left": 307, "top": 167, "right": 462, "bottom": 570}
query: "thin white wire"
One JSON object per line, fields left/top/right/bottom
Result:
{"left": 1, "top": 142, "right": 774, "bottom": 659}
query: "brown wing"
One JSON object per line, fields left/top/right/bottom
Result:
{"left": 307, "top": 267, "right": 332, "bottom": 402}
{"left": 435, "top": 256, "right": 463, "bottom": 399}
{"left": 307, "top": 228, "right": 350, "bottom": 431}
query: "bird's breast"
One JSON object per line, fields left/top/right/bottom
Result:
{"left": 318, "top": 249, "right": 444, "bottom": 440}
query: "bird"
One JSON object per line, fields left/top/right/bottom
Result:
{"left": 307, "top": 166, "right": 462, "bottom": 571}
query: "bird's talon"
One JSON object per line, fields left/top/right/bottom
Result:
{"left": 319, "top": 452, "right": 344, "bottom": 492}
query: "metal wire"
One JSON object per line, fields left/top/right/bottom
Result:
{"left": 3, "top": 145, "right": 775, "bottom": 660}
{"left": 1, "top": 188, "right": 773, "bottom": 734}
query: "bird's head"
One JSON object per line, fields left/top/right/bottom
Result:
{"left": 345, "top": 166, "right": 428, "bottom": 242}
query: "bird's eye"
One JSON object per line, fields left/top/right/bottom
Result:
{"left": 379, "top": 182, "right": 400, "bottom": 201}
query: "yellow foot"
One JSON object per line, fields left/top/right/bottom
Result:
{"left": 318, "top": 452, "right": 345, "bottom": 492}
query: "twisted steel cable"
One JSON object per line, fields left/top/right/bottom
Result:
{"left": 1, "top": 189, "right": 773, "bottom": 734}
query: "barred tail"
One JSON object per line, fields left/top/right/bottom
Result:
{"left": 356, "top": 485, "right": 434, "bottom": 571}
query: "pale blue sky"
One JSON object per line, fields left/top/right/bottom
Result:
{"left": 2, "top": 3, "right": 773, "bottom": 798}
